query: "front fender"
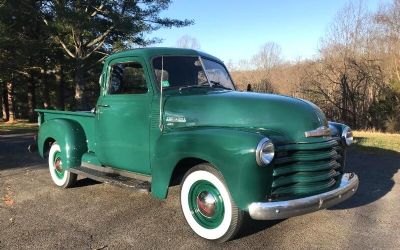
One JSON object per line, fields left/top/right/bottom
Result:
{"left": 151, "top": 128, "right": 273, "bottom": 210}
{"left": 37, "top": 119, "right": 88, "bottom": 169}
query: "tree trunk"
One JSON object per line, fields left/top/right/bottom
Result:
{"left": 0, "top": 84, "right": 2, "bottom": 120}
{"left": 42, "top": 66, "right": 50, "bottom": 109}
{"left": 55, "top": 64, "right": 65, "bottom": 110}
{"left": 74, "top": 64, "right": 88, "bottom": 110}
{"left": 1, "top": 82, "right": 9, "bottom": 121}
{"left": 340, "top": 74, "right": 348, "bottom": 124}
{"left": 7, "top": 81, "right": 15, "bottom": 122}
{"left": 27, "top": 73, "right": 36, "bottom": 122}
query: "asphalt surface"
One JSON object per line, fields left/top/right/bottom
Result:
{"left": 0, "top": 133, "right": 399, "bottom": 249}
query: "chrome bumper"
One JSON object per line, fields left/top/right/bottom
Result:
{"left": 248, "top": 173, "right": 359, "bottom": 220}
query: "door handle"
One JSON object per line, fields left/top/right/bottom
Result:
{"left": 98, "top": 104, "right": 110, "bottom": 108}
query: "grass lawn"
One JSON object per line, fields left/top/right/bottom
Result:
{"left": 353, "top": 131, "right": 400, "bottom": 154}
{"left": 0, "top": 120, "right": 38, "bottom": 135}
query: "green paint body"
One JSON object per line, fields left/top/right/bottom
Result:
{"left": 35, "top": 48, "right": 349, "bottom": 210}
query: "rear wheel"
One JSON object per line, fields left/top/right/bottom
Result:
{"left": 48, "top": 143, "right": 77, "bottom": 188}
{"left": 180, "top": 164, "right": 243, "bottom": 242}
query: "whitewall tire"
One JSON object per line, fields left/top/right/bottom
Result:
{"left": 180, "top": 164, "right": 243, "bottom": 242}
{"left": 48, "top": 143, "right": 77, "bottom": 188}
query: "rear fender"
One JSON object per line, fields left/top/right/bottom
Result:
{"left": 37, "top": 119, "right": 88, "bottom": 169}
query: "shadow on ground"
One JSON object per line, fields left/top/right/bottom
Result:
{"left": 329, "top": 140, "right": 400, "bottom": 210}
{"left": 236, "top": 214, "right": 284, "bottom": 239}
{"left": 0, "top": 133, "right": 44, "bottom": 170}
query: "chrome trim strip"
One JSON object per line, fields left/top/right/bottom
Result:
{"left": 305, "top": 126, "right": 332, "bottom": 137}
{"left": 248, "top": 173, "right": 359, "bottom": 220}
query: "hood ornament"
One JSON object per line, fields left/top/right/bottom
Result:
{"left": 305, "top": 126, "right": 331, "bottom": 138}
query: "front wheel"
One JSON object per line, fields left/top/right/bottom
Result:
{"left": 48, "top": 143, "right": 77, "bottom": 188}
{"left": 180, "top": 164, "right": 243, "bottom": 242}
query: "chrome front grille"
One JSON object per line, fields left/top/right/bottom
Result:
{"left": 271, "top": 138, "right": 344, "bottom": 200}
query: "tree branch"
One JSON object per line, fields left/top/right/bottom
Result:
{"left": 71, "top": 28, "right": 80, "bottom": 50}
{"left": 86, "top": 26, "right": 114, "bottom": 47}
{"left": 55, "top": 36, "right": 76, "bottom": 58}
{"left": 82, "top": 39, "right": 106, "bottom": 60}
{"left": 91, "top": 3, "right": 105, "bottom": 17}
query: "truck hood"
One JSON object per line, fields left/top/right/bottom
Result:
{"left": 163, "top": 90, "right": 329, "bottom": 143}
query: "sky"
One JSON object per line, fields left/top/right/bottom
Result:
{"left": 148, "top": 0, "right": 388, "bottom": 64}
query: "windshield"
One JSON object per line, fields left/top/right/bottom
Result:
{"left": 152, "top": 56, "right": 235, "bottom": 90}
{"left": 201, "top": 58, "right": 235, "bottom": 89}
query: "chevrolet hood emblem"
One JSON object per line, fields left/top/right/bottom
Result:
{"left": 305, "top": 126, "right": 331, "bottom": 138}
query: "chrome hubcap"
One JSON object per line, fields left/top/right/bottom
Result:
{"left": 54, "top": 158, "right": 63, "bottom": 172}
{"left": 196, "top": 191, "right": 217, "bottom": 218}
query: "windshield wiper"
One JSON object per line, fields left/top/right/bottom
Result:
{"left": 178, "top": 81, "right": 231, "bottom": 92}
{"left": 209, "top": 81, "right": 232, "bottom": 90}
{"left": 178, "top": 84, "right": 211, "bottom": 92}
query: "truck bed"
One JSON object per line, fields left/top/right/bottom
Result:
{"left": 35, "top": 109, "right": 96, "bottom": 151}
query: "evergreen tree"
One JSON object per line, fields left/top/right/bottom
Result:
{"left": 41, "top": 0, "right": 193, "bottom": 109}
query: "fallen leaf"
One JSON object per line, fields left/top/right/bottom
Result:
{"left": 3, "top": 195, "right": 15, "bottom": 206}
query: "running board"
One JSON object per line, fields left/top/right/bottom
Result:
{"left": 69, "top": 165, "right": 151, "bottom": 193}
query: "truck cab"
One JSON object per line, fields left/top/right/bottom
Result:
{"left": 36, "top": 48, "right": 359, "bottom": 242}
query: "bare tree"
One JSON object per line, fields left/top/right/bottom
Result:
{"left": 300, "top": 0, "right": 389, "bottom": 128}
{"left": 230, "top": 0, "right": 400, "bottom": 131}
{"left": 375, "top": 0, "right": 400, "bottom": 86}
{"left": 251, "top": 42, "right": 283, "bottom": 72}
{"left": 320, "top": 0, "right": 370, "bottom": 58}
{"left": 373, "top": 0, "right": 400, "bottom": 131}
{"left": 176, "top": 35, "right": 201, "bottom": 50}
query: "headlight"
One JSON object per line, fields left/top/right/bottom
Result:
{"left": 256, "top": 138, "right": 275, "bottom": 166}
{"left": 342, "top": 127, "right": 353, "bottom": 146}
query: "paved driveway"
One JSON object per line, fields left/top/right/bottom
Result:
{"left": 0, "top": 133, "right": 399, "bottom": 249}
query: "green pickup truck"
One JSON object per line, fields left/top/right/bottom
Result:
{"left": 35, "top": 47, "right": 359, "bottom": 242}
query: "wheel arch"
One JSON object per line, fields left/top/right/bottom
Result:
{"left": 169, "top": 157, "right": 208, "bottom": 186}
{"left": 37, "top": 118, "right": 88, "bottom": 169}
{"left": 150, "top": 128, "right": 273, "bottom": 210}
{"left": 42, "top": 137, "right": 56, "bottom": 156}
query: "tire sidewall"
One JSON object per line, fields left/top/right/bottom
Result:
{"left": 48, "top": 143, "right": 70, "bottom": 187}
{"left": 180, "top": 165, "right": 234, "bottom": 240}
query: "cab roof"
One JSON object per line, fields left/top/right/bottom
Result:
{"left": 105, "top": 47, "right": 223, "bottom": 64}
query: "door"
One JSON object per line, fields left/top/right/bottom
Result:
{"left": 95, "top": 56, "right": 152, "bottom": 174}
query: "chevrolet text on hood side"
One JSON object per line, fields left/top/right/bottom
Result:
{"left": 34, "top": 48, "right": 358, "bottom": 243}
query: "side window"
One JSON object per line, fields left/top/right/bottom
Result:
{"left": 109, "top": 62, "right": 148, "bottom": 94}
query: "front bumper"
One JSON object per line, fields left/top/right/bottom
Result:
{"left": 248, "top": 173, "right": 359, "bottom": 220}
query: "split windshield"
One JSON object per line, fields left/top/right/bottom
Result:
{"left": 152, "top": 56, "right": 235, "bottom": 90}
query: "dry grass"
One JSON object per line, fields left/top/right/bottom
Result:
{"left": 353, "top": 130, "right": 400, "bottom": 154}
{"left": 0, "top": 120, "right": 38, "bottom": 134}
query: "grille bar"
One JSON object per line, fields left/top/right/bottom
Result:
{"left": 271, "top": 138, "right": 344, "bottom": 200}
{"left": 274, "top": 149, "right": 340, "bottom": 165}
{"left": 276, "top": 139, "right": 338, "bottom": 151}
{"left": 272, "top": 179, "right": 337, "bottom": 197}
{"left": 273, "top": 160, "right": 341, "bottom": 176}
{"left": 272, "top": 169, "right": 341, "bottom": 188}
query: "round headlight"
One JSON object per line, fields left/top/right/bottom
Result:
{"left": 342, "top": 127, "right": 353, "bottom": 146}
{"left": 256, "top": 138, "right": 275, "bottom": 166}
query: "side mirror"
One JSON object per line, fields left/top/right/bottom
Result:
{"left": 247, "top": 84, "right": 252, "bottom": 92}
